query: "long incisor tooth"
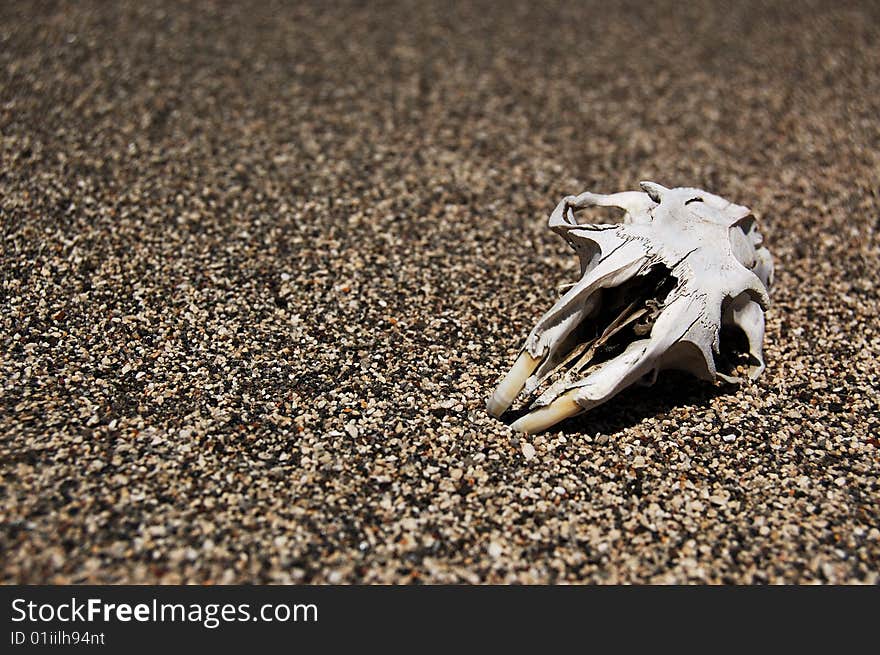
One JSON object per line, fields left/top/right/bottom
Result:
{"left": 486, "top": 351, "right": 541, "bottom": 418}
{"left": 509, "top": 390, "right": 583, "bottom": 434}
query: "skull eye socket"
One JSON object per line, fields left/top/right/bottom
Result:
{"left": 685, "top": 197, "right": 704, "bottom": 205}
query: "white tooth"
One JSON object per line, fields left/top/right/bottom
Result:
{"left": 486, "top": 350, "right": 541, "bottom": 417}
{"left": 509, "top": 390, "right": 582, "bottom": 434}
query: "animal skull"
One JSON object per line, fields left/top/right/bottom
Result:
{"left": 487, "top": 182, "right": 774, "bottom": 435}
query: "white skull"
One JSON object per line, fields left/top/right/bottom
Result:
{"left": 487, "top": 181, "right": 774, "bottom": 435}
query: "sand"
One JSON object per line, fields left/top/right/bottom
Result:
{"left": 2, "top": 0, "right": 878, "bottom": 583}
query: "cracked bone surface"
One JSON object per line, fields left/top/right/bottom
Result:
{"left": 487, "top": 182, "right": 774, "bottom": 434}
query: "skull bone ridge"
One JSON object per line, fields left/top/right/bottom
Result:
{"left": 487, "top": 181, "right": 774, "bottom": 435}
